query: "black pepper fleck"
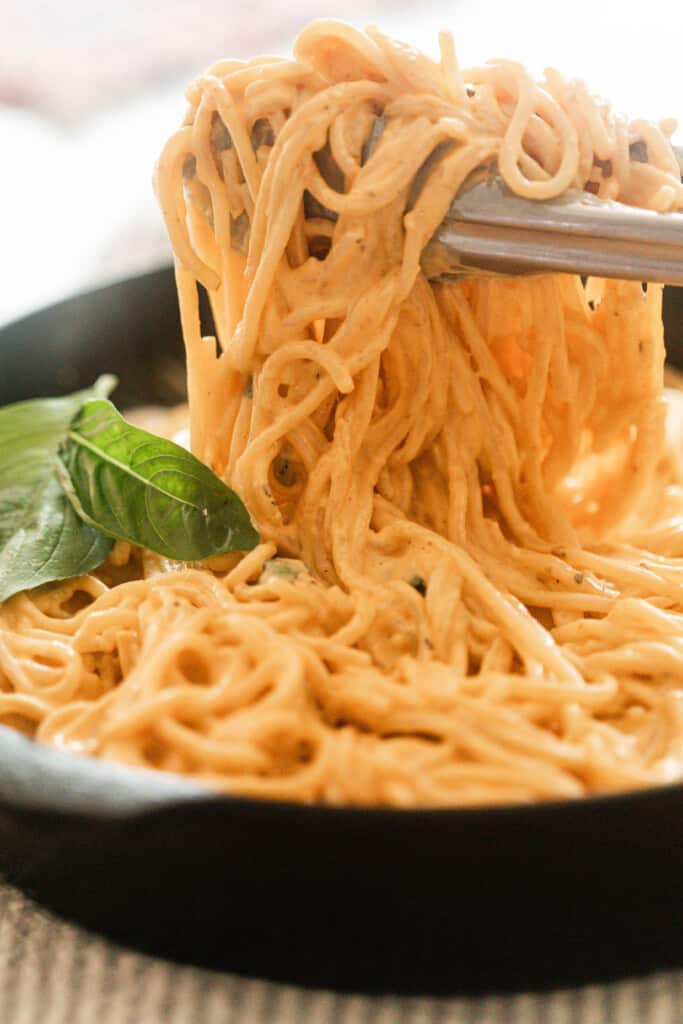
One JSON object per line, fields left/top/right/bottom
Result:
{"left": 408, "top": 575, "right": 427, "bottom": 596}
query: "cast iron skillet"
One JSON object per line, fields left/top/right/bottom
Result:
{"left": 0, "top": 268, "right": 682, "bottom": 996}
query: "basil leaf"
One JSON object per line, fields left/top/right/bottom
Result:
{"left": 61, "top": 399, "right": 259, "bottom": 560}
{"left": 0, "top": 377, "right": 116, "bottom": 603}
{"left": 0, "top": 476, "right": 113, "bottom": 604}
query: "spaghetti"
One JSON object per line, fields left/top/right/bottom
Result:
{"left": 2, "top": 21, "right": 683, "bottom": 805}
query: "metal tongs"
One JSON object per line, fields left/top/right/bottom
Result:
{"left": 195, "top": 112, "right": 683, "bottom": 285}
{"left": 421, "top": 147, "right": 683, "bottom": 284}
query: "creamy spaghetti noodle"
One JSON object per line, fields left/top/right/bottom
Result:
{"left": 2, "top": 21, "right": 683, "bottom": 805}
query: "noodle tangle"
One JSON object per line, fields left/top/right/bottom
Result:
{"left": 2, "top": 22, "right": 683, "bottom": 806}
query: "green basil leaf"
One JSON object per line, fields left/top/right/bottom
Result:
{"left": 61, "top": 399, "right": 259, "bottom": 560}
{"left": 0, "top": 475, "right": 113, "bottom": 604}
{"left": 0, "top": 377, "right": 117, "bottom": 603}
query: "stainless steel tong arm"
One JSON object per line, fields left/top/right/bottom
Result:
{"left": 422, "top": 148, "right": 683, "bottom": 284}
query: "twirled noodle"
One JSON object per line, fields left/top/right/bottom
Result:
{"left": 2, "top": 22, "right": 683, "bottom": 806}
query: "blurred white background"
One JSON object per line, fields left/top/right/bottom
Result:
{"left": 0, "top": 0, "right": 681, "bottom": 327}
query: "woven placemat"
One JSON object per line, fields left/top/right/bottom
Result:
{"left": 1, "top": 883, "right": 682, "bottom": 1024}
